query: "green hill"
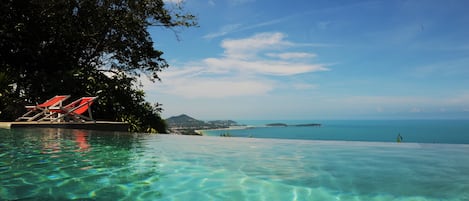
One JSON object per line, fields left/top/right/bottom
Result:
{"left": 165, "top": 114, "right": 241, "bottom": 135}
{"left": 166, "top": 114, "right": 207, "bottom": 128}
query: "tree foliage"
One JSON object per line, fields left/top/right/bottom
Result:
{"left": 0, "top": 0, "right": 197, "bottom": 132}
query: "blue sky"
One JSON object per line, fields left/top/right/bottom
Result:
{"left": 144, "top": 0, "right": 469, "bottom": 120}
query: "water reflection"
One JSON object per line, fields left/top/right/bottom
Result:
{"left": 38, "top": 129, "right": 93, "bottom": 154}
{"left": 0, "top": 128, "right": 162, "bottom": 200}
{"left": 73, "top": 130, "right": 90, "bottom": 152}
{"left": 40, "top": 129, "right": 63, "bottom": 155}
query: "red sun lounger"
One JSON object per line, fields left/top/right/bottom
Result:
{"left": 40, "top": 96, "right": 97, "bottom": 122}
{"left": 15, "top": 95, "right": 71, "bottom": 121}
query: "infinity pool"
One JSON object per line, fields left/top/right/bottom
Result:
{"left": 1, "top": 128, "right": 468, "bottom": 200}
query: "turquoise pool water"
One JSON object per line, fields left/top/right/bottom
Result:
{"left": 1, "top": 128, "right": 469, "bottom": 200}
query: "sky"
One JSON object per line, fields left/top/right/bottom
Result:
{"left": 144, "top": 0, "right": 469, "bottom": 120}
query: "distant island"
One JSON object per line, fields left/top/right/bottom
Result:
{"left": 294, "top": 123, "right": 321, "bottom": 127}
{"left": 166, "top": 114, "right": 242, "bottom": 135}
{"left": 266, "top": 123, "right": 288, "bottom": 127}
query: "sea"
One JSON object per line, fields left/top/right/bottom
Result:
{"left": 202, "top": 120, "right": 469, "bottom": 144}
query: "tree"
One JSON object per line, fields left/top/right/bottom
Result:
{"left": 0, "top": 0, "right": 197, "bottom": 132}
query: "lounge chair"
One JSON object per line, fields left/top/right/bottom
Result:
{"left": 15, "top": 95, "right": 71, "bottom": 121}
{"left": 40, "top": 96, "right": 97, "bottom": 122}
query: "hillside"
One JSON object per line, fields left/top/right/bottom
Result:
{"left": 166, "top": 114, "right": 207, "bottom": 128}
{"left": 166, "top": 114, "right": 241, "bottom": 135}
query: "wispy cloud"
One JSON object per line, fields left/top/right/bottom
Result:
{"left": 207, "top": 0, "right": 215, "bottom": 6}
{"left": 203, "top": 24, "right": 243, "bottom": 39}
{"left": 266, "top": 52, "right": 317, "bottom": 60}
{"left": 203, "top": 57, "right": 326, "bottom": 76}
{"left": 148, "top": 32, "right": 328, "bottom": 98}
{"left": 159, "top": 76, "right": 273, "bottom": 98}
{"left": 203, "top": 14, "right": 300, "bottom": 39}
{"left": 203, "top": 1, "right": 379, "bottom": 40}
{"left": 163, "top": 0, "right": 183, "bottom": 4}
{"left": 221, "top": 32, "right": 292, "bottom": 58}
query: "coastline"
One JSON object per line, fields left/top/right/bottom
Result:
{"left": 196, "top": 126, "right": 252, "bottom": 135}
{"left": 195, "top": 122, "right": 322, "bottom": 136}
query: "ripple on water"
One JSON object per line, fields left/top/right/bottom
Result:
{"left": 1, "top": 129, "right": 469, "bottom": 201}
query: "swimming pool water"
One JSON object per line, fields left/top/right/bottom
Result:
{"left": 1, "top": 128, "right": 469, "bottom": 200}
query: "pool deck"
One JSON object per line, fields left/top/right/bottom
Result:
{"left": 0, "top": 121, "right": 129, "bottom": 131}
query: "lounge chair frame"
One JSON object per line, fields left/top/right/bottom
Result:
{"left": 15, "top": 95, "right": 71, "bottom": 121}
{"left": 40, "top": 97, "right": 98, "bottom": 122}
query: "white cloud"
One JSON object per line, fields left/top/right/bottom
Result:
{"left": 266, "top": 52, "right": 317, "bottom": 60}
{"left": 158, "top": 76, "right": 273, "bottom": 98}
{"left": 204, "top": 17, "right": 295, "bottom": 40}
{"left": 203, "top": 57, "right": 326, "bottom": 76}
{"left": 147, "top": 32, "right": 328, "bottom": 99}
{"left": 203, "top": 11, "right": 333, "bottom": 40}
{"left": 163, "top": 0, "right": 183, "bottom": 4}
{"left": 221, "top": 32, "right": 292, "bottom": 58}
{"left": 211, "top": 32, "right": 328, "bottom": 75}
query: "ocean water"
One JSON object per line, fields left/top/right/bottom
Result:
{"left": 203, "top": 120, "right": 469, "bottom": 144}
{"left": 1, "top": 128, "right": 469, "bottom": 200}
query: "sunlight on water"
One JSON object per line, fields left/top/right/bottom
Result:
{"left": 1, "top": 128, "right": 469, "bottom": 200}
